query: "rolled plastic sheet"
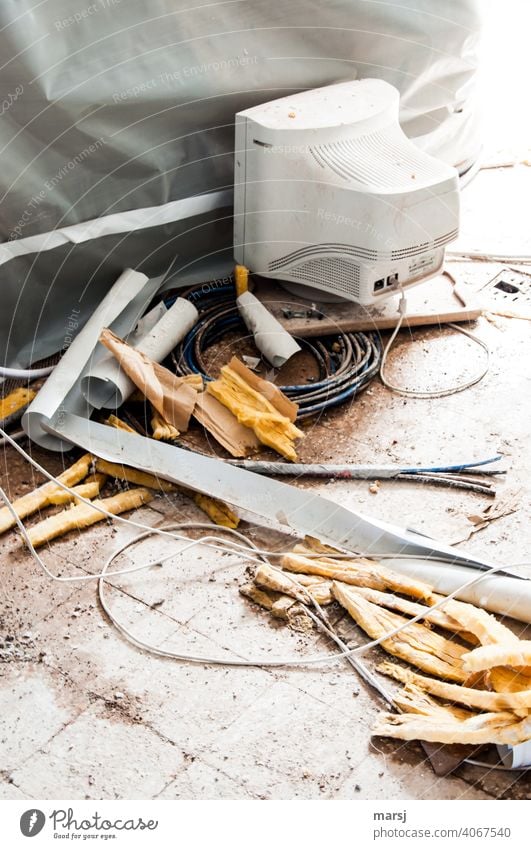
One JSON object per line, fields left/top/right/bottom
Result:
{"left": 237, "top": 291, "right": 301, "bottom": 367}
{"left": 82, "top": 297, "right": 198, "bottom": 409}
{"left": 76, "top": 302, "right": 166, "bottom": 409}
{"left": 0, "top": 2, "right": 481, "bottom": 368}
{"left": 383, "top": 557, "right": 531, "bottom": 625}
{"left": 498, "top": 742, "right": 531, "bottom": 769}
{"left": 21, "top": 269, "right": 163, "bottom": 451}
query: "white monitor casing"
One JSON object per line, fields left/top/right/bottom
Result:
{"left": 234, "top": 79, "right": 459, "bottom": 305}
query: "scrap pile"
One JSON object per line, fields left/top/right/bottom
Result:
{"left": 170, "top": 279, "right": 382, "bottom": 421}
{"left": 0, "top": 266, "right": 529, "bottom": 777}
{"left": 100, "top": 321, "right": 304, "bottom": 461}
{"left": 0, "top": 452, "right": 240, "bottom": 548}
{"left": 242, "top": 537, "right": 531, "bottom": 749}
{"left": 0, "top": 340, "right": 306, "bottom": 547}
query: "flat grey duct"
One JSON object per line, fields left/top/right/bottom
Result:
{"left": 0, "top": 1, "right": 482, "bottom": 368}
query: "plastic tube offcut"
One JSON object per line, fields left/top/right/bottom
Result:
{"left": 82, "top": 296, "right": 198, "bottom": 409}
{"left": 237, "top": 290, "right": 301, "bottom": 368}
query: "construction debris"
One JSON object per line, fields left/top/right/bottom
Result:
{"left": 0, "top": 387, "right": 36, "bottom": 426}
{"left": 94, "top": 459, "right": 176, "bottom": 492}
{"left": 332, "top": 582, "right": 468, "bottom": 683}
{"left": 192, "top": 493, "right": 239, "bottom": 529}
{"left": 151, "top": 407, "right": 180, "bottom": 441}
{"left": 462, "top": 641, "right": 531, "bottom": 674}
{"left": 105, "top": 414, "right": 137, "bottom": 433}
{"left": 281, "top": 545, "right": 433, "bottom": 602}
{"left": 254, "top": 562, "right": 333, "bottom": 605}
{"left": 26, "top": 487, "right": 153, "bottom": 548}
{"left": 346, "top": 587, "right": 475, "bottom": 639}
{"left": 193, "top": 391, "right": 261, "bottom": 457}
{"left": 240, "top": 535, "right": 531, "bottom": 755}
{"left": 100, "top": 328, "right": 198, "bottom": 432}
{"left": 240, "top": 582, "right": 313, "bottom": 632}
{"left": 372, "top": 710, "right": 531, "bottom": 746}
{"left": 379, "top": 661, "right": 531, "bottom": 713}
{"left": 46, "top": 473, "right": 107, "bottom": 505}
{"left": 450, "top": 489, "right": 522, "bottom": 544}
{"left": 94, "top": 458, "right": 239, "bottom": 528}
{"left": 206, "top": 357, "right": 303, "bottom": 461}
{"left": 0, "top": 453, "right": 93, "bottom": 534}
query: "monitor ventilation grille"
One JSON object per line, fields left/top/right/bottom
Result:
{"left": 269, "top": 244, "right": 377, "bottom": 270}
{"left": 288, "top": 256, "right": 360, "bottom": 300}
{"left": 389, "top": 229, "right": 458, "bottom": 259}
{"left": 309, "top": 127, "right": 449, "bottom": 189}
{"left": 268, "top": 230, "right": 456, "bottom": 270}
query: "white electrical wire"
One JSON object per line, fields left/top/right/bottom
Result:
{"left": 379, "top": 285, "right": 490, "bottom": 399}
{"left": 2, "top": 426, "right": 530, "bottom": 769}
{"left": 1, "top": 486, "right": 517, "bottom": 668}
{"left": 0, "top": 425, "right": 525, "bottom": 669}
{"left": 2, "top": 421, "right": 514, "bottom": 570}
{"left": 0, "top": 429, "right": 26, "bottom": 447}
{"left": 0, "top": 364, "right": 55, "bottom": 379}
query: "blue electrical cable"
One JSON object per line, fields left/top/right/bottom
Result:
{"left": 168, "top": 281, "right": 382, "bottom": 420}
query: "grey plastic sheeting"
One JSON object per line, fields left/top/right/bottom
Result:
{"left": 0, "top": 0, "right": 481, "bottom": 367}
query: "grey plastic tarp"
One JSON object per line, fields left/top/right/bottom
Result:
{"left": 0, "top": 0, "right": 482, "bottom": 368}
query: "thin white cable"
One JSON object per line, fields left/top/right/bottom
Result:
{"left": 0, "top": 364, "right": 55, "bottom": 379}
{"left": 0, "top": 425, "right": 526, "bottom": 667}
{"left": 0, "top": 429, "right": 26, "bottom": 447}
{"left": 379, "top": 287, "right": 490, "bottom": 399}
{"left": 463, "top": 758, "right": 530, "bottom": 772}
{"left": 3, "top": 422, "right": 516, "bottom": 570}
{"left": 95, "top": 522, "right": 521, "bottom": 668}
{"left": 2, "top": 433, "right": 529, "bottom": 770}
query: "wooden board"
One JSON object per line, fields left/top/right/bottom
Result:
{"left": 252, "top": 274, "right": 482, "bottom": 337}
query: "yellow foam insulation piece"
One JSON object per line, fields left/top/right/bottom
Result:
{"left": 373, "top": 709, "right": 531, "bottom": 746}
{"left": 26, "top": 487, "right": 153, "bottom": 548}
{"left": 234, "top": 264, "right": 249, "bottom": 296}
{"left": 192, "top": 493, "right": 239, "bottom": 529}
{"left": 439, "top": 598, "right": 519, "bottom": 647}
{"left": 207, "top": 359, "right": 303, "bottom": 461}
{"left": 94, "top": 458, "right": 238, "bottom": 529}
{"left": 151, "top": 406, "right": 180, "bottom": 441}
{"left": 193, "top": 392, "right": 261, "bottom": 458}
{"left": 281, "top": 551, "right": 433, "bottom": 602}
{"left": 393, "top": 683, "right": 474, "bottom": 721}
{"left": 94, "top": 459, "right": 176, "bottom": 492}
{"left": 253, "top": 563, "right": 332, "bottom": 605}
{"left": 229, "top": 357, "right": 298, "bottom": 421}
{"left": 0, "top": 387, "right": 36, "bottom": 421}
{"left": 239, "top": 582, "right": 312, "bottom": 632}
{"left": 181, "top": 374, "right": 204, "bottom": 391}
{"left": 349, "top": 587, "right": 475, "bottom": 640}
{"left": 378, "top": 661, "right": 531, "bottom": 713}
{"left": 105, "top": 414, "right": 137, "bottom": 433}
{"left": 47, "top": 473, "right": 107, "bottom": 505}
{"left": 0, "top": 453, "right": 93, "bottom": 535}
{"left": 463, "top": 641, "right": 531, "bottom": 674}
{"left": 489, "top": 666, "right": 531, "bottom": 694}
{"left": 333, "top": 582, "right": 467, "bottom": 682}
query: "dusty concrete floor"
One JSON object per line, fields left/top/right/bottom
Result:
{"left": 1, "top": 167, "right": 531, "bottom": 801}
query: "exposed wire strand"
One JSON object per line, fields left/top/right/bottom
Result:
{"left": 1, "top": 425, "right": 530, "bottom": 769}
{"left": 379, "top": 286, "right": 490, "bottom": 399}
